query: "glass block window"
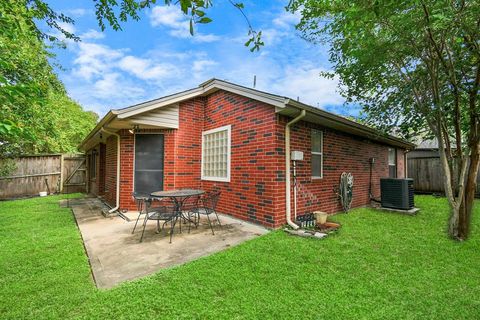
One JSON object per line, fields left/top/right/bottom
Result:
{"left": 388, "top": 147, "right": 397, "bottom": 178}
{"left": 201, "top": 125, "right": 231, "bottom": 182}
{"left": 311, "top": 130, "right": 323, "bottom": 178}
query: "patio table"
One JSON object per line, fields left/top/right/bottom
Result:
{"left": 150, "top": 189, "right": 205, "bottom": 230}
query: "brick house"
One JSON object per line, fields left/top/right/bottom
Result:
{"left": 79, "top": 79, "right": 414, "bottom": 228}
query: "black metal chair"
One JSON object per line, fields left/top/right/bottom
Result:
{"left": 181, "top": 195, "right": 201, "bottom": 230}
{"left": 139, "top": 198, "right": 177, "bottom": 243}
{"left": 131, "top": 192, "right": 151, "bottom": 234}
{"left": 189, "top": 191, "right": 222, "bottom": 235}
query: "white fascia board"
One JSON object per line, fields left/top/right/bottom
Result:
{"left": 117, "top": 87, "right": 203, "bottom": 119}
{"left": 118, "top": 81, "right": 288, "bottom": 120}
{"left": 78, "top": 111, "right": 118, "bottom": 150}
{"left": 204, "top": 81, "right": 288, "bottom": 109}
{"left": 130, "top": 119, "right": 179, "bottom": 129}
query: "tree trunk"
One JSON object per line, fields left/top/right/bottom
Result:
{"left": 449, "top": 141, "right": 480, "bottom": 240}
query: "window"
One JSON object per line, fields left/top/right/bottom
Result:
{"left": 388, "top": 148, "right": 397, "bottom": 178}
{"left": 201, "top": 125, "right": 231, "bottom": 182}
{"left": 311, "top": 130, "right": 323, "bottom": 178}
{"left": 89, "top": 150, "right": 97, "bottom": 180}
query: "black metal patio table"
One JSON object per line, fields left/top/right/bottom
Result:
{"left": 150, "top": 189, "right": 205, "bottom": 236}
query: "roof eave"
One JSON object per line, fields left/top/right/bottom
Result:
{"left": 78, "top": 111, "right": 118, "bottom": 151}
{"left": 285, "top": 100, "right": 415, "bottom": 150}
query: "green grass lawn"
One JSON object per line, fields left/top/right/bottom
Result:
{"left": 1, "top": 195, "right": 479, "bottom": 319}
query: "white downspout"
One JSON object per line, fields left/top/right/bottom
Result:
{"left": 285, "top": 110, "right": 306, "bottom": 229}
{"left": 100, "top": 127, "right": 121, "bottom": 214}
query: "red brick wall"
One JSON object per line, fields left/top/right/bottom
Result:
{"left": 104, "top": 135, "right": 118, "bottom": 207}
{"left": 87, "top": 143, "right": 106, "bottom": 196}
{"left": 201, "top": 91, "right": 284, "bottom": 228}
{"left": 286, "top": 119, "right": 406, "bottom": 218}
{"left": 87, "top": 151, "right": 99, "bottom": 196}
{"left": 98, "top": 89, "right": 406, "bottom": 227}
{"left": 396, "top": 149, "right": 406, "bottom": 178}
{"left": 173, "top": 98, "right": 204, "bottom": 189}
{"left": 98, "top": 143, "right": 106, "bottom": 195}
{"left": 118, "top": 130, "right": 134, "bottom": 209}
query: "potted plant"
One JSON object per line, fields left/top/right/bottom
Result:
{"left": 314, "top": 211, "right": 328, "bottom": 225}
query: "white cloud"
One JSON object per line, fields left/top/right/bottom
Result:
{"left": 118, "top": 56, "right": 179, "bottom": 81}
{"left": 149, "top": 5, "right": 185, "bottom": 29}
{"left": 272, "top": 12, "right": 301, "bottom": 29}
{"left": 257, "top": 28, "right": 289, "bottom": 48}
{"left": 92, "top": 73, "right": 145, "bottom": 99}
{"left": 192, "top": 33, "right": 221, "bottom": 43}
{"left": 57, "top": 7, "right": 345, "bottom": 117}
{"left": 64, "top": 36, "right": 189, "bottom": 113}
{"left": 268, "top": 66, "right": 344, "bottom": 107}
{"left": 51, "top": 22, "right": 76, "bottom": 43}
{"left": 80, "top": 29, "right": 105, "bottom": 40}
{"left": 65, "top": 8, "right": 88, "bottom": 18}
{"left": 192, "top": 59, "right": 217, "bottom": 73}
{"left": 148, "top": 5, "right": 220, "bottom": 42}
{"left": 73, "top": 42, "right": 124, "bottom": 80}
{"left": 58, "top": 22, "right": 76, "bottom": 34}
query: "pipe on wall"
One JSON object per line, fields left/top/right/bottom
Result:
{"left": 285, "top": 110, "right": 306, "bottom": 229}
{"left": 100, "top": 127, "right": 120, "bottom": 214}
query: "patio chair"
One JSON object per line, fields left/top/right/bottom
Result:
{"left": 131, "top": 192, "right": 151, "bottom": 234}
{"left": 189, "top": 191, "right": 222, "bottom": 235}
{"left": 181, "top": 195, "right": 201, "bottom": 228}
{"left": 140, "top": 198, "right": 178, "bottom": 243}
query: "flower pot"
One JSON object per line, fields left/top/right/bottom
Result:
{"left": 314, "top": 211, "right": 328, "bottom": 225}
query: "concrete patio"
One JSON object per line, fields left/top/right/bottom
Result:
{"left": 63, "top": 197, "right": 269, "bottom": 289}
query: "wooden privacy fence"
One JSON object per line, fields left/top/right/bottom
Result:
{"left": 0, "top": 154, "right": 86, "bottom": 199}
{"left": 407, "top": 157, "right": 480, "bottom": 195}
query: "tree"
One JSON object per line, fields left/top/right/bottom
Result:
{"left": 0, "top": 0, "right": 98, "bottom": 158}
{"left": 1, "top": 0, "right": 259, "bottom": 172}
{"left": 287, "top": 0, "right": 480, "bottom": 240}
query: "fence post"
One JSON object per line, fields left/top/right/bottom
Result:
{"left": 59, "top": 154, "right": 64, "bottom": 193}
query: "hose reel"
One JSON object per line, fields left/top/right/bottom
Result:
{"left": 338, "top": 172, "right": 354, "bottom": 212}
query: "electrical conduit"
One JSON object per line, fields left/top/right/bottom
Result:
{"left": 285, "top": 110, "right": 306, "bottom": 229}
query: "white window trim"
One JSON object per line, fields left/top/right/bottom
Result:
{"left": 311, "top": 130, "right": 323, "bottom": 179}
{"left": 201, "top": 125, "right": 231, "bottom": 182}
{"left": 388, "top": 148, "right": 397, "bottom": 166}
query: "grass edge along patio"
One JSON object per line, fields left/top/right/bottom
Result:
{"left": 1, "top": 194, "right": 479, "bottom": 319}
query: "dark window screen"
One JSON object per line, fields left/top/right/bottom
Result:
{"left": 388, "top": 148, "right": 397, "bottom": 178}
{"left": 389, "top": 165, "right": 397, "bottom": 178}
{"left": 134, "top": 134, "right": 164, "bottom": 195}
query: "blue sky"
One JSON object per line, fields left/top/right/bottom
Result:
{"left": 46, "top": 0, "right": 359, "bottom": 118}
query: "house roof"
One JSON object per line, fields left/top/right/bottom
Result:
{"left": 79, "top": 78, "right": 415, "bottom": 151}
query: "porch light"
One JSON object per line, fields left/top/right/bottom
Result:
{"left": 129, "top": 125, "right": 139, "bottom": 134}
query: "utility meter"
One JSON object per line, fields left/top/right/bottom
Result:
{"left": 291, "top": 151, "right": 304, "bottom": 161}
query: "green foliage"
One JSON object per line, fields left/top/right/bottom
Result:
{"left": 0, "top": 158, "right": 17, "bottom": 177}
{"left": 0, "top": 0, "right": 97, "bottom": 157}
{"left": 288, "top": 1, "right": 480, "bottom": 240}
{"left": 1, "top": 195, "right": 480, "bottom": 318}
{"left": 3, "top": 0, "right": 261, "bottom": 160}
{"left": 288, "top": 1, "right": 480, "bottom": 141}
